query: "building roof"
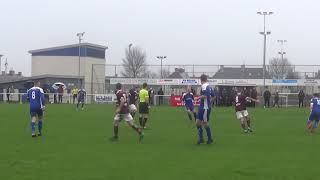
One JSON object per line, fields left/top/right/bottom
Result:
{"left": 168, "top": 68, "right": 189, "bottom": 79}
{"left": 0, "top": 74, "right": 84, "bottom": 84}
{"left": 29, "top": 43, "right": 108, "bottom": 54}
{"left": 213, "top": 66, "right": 271, "bottom": 79}
{"left": 28, "top": 43, "right": 108, "bottom": 59}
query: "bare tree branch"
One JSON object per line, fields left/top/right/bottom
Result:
{"left": 267, "top": 58, "right": 299, "bottom": 79}
{"left": 121, "top": 46, "right": 148, "bottom": 78}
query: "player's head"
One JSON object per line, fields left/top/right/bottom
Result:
{"left": 236, "top": 88, "right": 242, "bottom": 95}
{"left": 200, "top": 74, "right": 208, "bottom": 84}
{"left": 142, "top": 82, "right": 148, "bottom": 89}
{"left": 187, "top": 86, "right": 191, "bottom": 92}
{"left": 314, "top": 93, "right": 320, "bottom": 98}
{"left": 116, "top": 83, "right": 122, "bottom": 90}
{"left": 35, "top": 81, "right": 41, "bottom": 87}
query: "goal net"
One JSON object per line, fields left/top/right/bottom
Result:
{"left": 278, "top": 93, "right": 302, "bottom": 108}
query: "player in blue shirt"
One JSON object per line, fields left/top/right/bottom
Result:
{"left": 182, "top": 87, "right": 197, "bottom": 122}
{"left": 77, "top": 88, "right": 86, "bottom": 110}
{"left": 307, "top": 93, "right": 320, "bottom": 133}
{"left": 196, "top": 74, "right": 214, "bottom": 144}
{"left": 27, "top": 82, "right": 45, "bottom": 138}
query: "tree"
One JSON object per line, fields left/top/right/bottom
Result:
{"left": 158, "top": 68, "right": 171, "bottom": 78}
{"left": 267, "top": 58, "right": 298, "bottom": 79}
{"left": 121, "top": 46, "right": 148, "bottom": 78}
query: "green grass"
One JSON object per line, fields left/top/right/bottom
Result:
{"left": 0, "top": 103, "right": 319, "bottom": 180}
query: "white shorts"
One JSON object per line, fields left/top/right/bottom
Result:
{"left": 114, "top": 113, "right": 133, "bottom": 122}
{"left": 129, "top": 104, "right": 137, "bottom": 113}
{"left": 236, "top": 110, "right": 249, "bottom": 119}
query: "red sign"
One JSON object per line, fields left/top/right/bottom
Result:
{"left": 170, "top": 95, "right": 201, "bottom": 107}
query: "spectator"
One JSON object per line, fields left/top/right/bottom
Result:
{"left": 53, "top": 89, "right": 57, "bottom": 104}
{"left": 191, "top": 87, "right": 196, "bottom": 95}
{"left": 148, "top": 88, "right": 155, "bottom": 106}
{"left": 43, "top": 87, "right": 50, "bottom": 103}
{"left": 213, "top": 87, "right": 219, "bottom": 106}
{"left": 158, "top": 88, "right": 164, "bottom": 105}
{"left": 221, "top": 88, "right": 227, "bottom": 106}
{"left": 58, "top": 85, "right": 64, "bottom": 103}
{"left": 263, "top": 88, "right": 271, "bottom": 108}
{"left": 273, "top": 91, "right": 280, "bottom": 108}
{"left": 72, "top": 87, "right": 79, "bottom": 104}
{"left": 298, "top": 89, "right": 305, "bottom": 108}
{"left": 6, "top": 86, "right": 10, "bottom": 102}
{"left": 171, "top": 88, "right": 175, "bottom": 96}
{"left": 251, "top": 88, "right": 258, "bottom": 108}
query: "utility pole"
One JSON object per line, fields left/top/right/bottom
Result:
{"left": 76, "top": 32, "right": 85, "bottom": 88}
{"left": 277, "top": 40, "right": 287, "bottom": 61}
{"left": 257, "top": 11, "right": 273, "bottom": 90}
{"left": 0, "top": 55, "right": 3, "bottom": 72}
{"left": 156, "top": 56, "right": 167, "bottom": 78}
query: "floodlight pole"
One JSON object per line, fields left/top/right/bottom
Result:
{"left": 76, "top": 32, "right": 85, "bottom": 88}
{"left": 278, "top": 40, "right": 287, "bottom": 61}
{"left": 157, "top": 56, "right": 167, "bottom": 78}
{"left": 0, "top": 54, "right": 3, "bottom": 72}
{"left": 257, "top": 11, "right": 273, "bottom": 90}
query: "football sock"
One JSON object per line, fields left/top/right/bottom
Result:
{"left": 247, "top": 119, "right": 251, "bottom": 128}
{"left": 38, "top": 120, "right": 43, "bottom": 134}
{"left": 113, "top": 125, "right": 118, "bottom": 137}
{"left": 139, "top": 117, "right": 143, "bottom": 126}
{"left": 197, "top": 126, "right": 203, "bottom": 140}
{"left": 241, "top": 123, "right": 246, "bottom": 130}
{"left": 143, "top": 118, "right": 148, "bottom": 127}
{"left": 132, "top": 124, "right": 142, "bottom": 134}
{"left": 81, "top": 103, "right": 84, "bottom": 108}
{"left": 77, "top": 103, "right": 79, "bottom": 108}
{"left": 205, "top": 126, "right": 212, "bottom": 140}
{"left": 313, "top": 121, "right": 318, "bottom": 129}
{"left": 193, "top": 112, "right": 197, "bottom": 121}
{"left": 187, "top": 113, "right": 192, "bottom": 121}
{"left": 31, "top": 122, "right": 36, "bottom": 135}
{"left": 131, "top": 112, "right": 136, "bottom": 118}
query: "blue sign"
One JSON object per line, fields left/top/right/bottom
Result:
{"left": 272, "top": 80, "right": 298, "bottom": 84}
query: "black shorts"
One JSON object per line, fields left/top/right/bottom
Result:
{"left": 139, "top": 102, "right": 149, "bottom": 114}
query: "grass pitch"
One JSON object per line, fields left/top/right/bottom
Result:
{"left": 0, "top": 103, "right": 319, "bottom": 180}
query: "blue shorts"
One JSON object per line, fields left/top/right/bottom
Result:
{"left": 185, "top": 104, "right": 194, "bottom": 112}
{"left": 78, "top": 98, "right": 85, "bottom": 103}
{"left": 197, "top": 108, "right": 211, "bottom": 121}
{"left": 30, "top": 109, "right": 43, "bottom": 117}
{"left": 309, "top": 111, "right": 320, "bottom": 121}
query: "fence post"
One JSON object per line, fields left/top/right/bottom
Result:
{"left": 91, "top": 64, "right": 94, "bottom": 104}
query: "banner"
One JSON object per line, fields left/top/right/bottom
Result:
{"left": 94, "top": 94, "right": 116, "bottom": 103}
{"left": 272, "top": 79, "right": 298, "bottom": 86}
{"left": 170, "top": 95, "right": 201, "bottom": 107}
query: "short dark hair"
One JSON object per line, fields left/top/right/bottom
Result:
{"left": 200, "top": 74, "right": 208, "bottom": 82}
{"left": 143, "top": 83, "right": 148, "bottom": 88}
{"left": 116, "top": 83, "right": 122, "bottom": 90}
{"left": 314, "top": 93, "right": 320, "bottom": 97}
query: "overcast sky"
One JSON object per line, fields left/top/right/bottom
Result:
{"left": 0, "top": 0, "right": 319, "bottom": 76}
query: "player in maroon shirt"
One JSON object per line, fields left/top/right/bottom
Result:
{"left": 234, "top": 89, "right": 259, "bottom": 133}
{"left": 110, "top": 83, "right": 144, "bottom": 142}
{"left": 128, "top": 87, "right": 139, "bottom": 118}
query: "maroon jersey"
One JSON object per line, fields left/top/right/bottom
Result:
{"left": 128, "top": 89, "right": 138, "bottom": 105}
{"left": 234, "top": 95, "right": 247, "bottom": 112}
{"left": 116, "top": 90, "right": 129, "bottom": 114}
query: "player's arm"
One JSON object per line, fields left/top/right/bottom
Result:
{"left": 145, "top": 92, "right": 149, "bottom": 105}
{"left": 26, "top": 90, "right": 30, "bottom": 102}
{"left": 200, "top": 88, "right": 210, "bottom": 99}
{"left": 40, "top": 90, "right": 46, "bottom": 110}
{"left": 246, "top": 97, "right": 259, "bottom": 103}
{"left": 116, "top": 96, "right": 125, "bottom": 114}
